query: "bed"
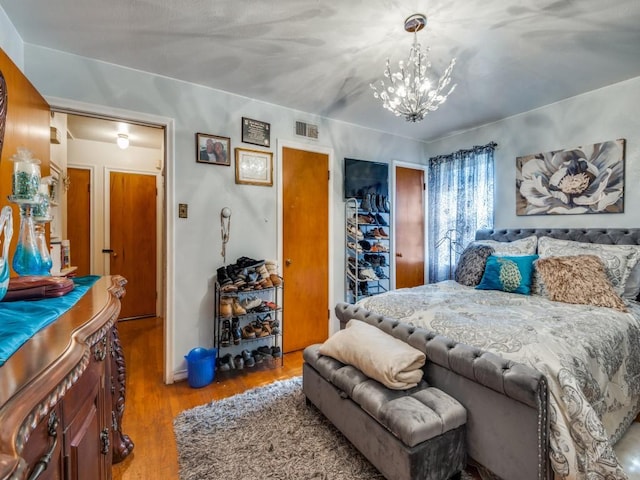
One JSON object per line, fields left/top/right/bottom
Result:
{"left": 334, "top": 228, "right": 640, "bottom": 480}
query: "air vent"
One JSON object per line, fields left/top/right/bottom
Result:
{"left": 295, "top": 121, "right": 319, "bottom": 140}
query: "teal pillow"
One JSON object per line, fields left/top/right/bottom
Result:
{"left": 476, "top": 254, "right": 539, "bottom": 295}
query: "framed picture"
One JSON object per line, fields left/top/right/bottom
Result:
{"left": 196, "top": 133, "right": 231, "bottom": 166}
{"left": 515, "top": 138, "right": 625, "bottom": 215}
{"left": 235, "top": 148, "right": 273, "bottom": 186}
{"left": 241, "top": 117, "right": 270, "bottom": 147}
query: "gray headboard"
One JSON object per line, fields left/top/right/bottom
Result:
{"left": 475, "top": 228, "right": 640, "bottom": 301}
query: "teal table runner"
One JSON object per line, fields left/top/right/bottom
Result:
{"left": 0, "top": 275, "right": 100, "bottom": 366}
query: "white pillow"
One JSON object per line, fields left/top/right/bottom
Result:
{"left": 471, "top": 235, "right": 538, "bottom": 256}
{"left": 623, "top": 261, "right": 640, "bottom": 301}
{"left": 536, "top": 236, "right": 640, "bottom": 297}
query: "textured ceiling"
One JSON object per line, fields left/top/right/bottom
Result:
{"left": 2, "top": 0, "right": 640, "bottom": 142}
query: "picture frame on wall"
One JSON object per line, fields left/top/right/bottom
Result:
{"left": 196, "top": 133, "right": 231, "bottom": 166}
{"left": 241, "top": 117, "right": 270, "bottom": 147}
{"left": 235, "top": 148, "right": 273, "bottom": 186}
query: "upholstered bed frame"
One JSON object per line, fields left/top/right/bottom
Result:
{"left": 332, "top": 228, "right": 640, "bottom": 480}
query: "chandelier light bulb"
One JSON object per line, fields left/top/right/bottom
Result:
{"left": 371, "top": 13, "right": 456, "bottom": 123}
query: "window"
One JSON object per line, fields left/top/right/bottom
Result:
{"left": 427, "top": 142, "right": 497, "bottom": 282}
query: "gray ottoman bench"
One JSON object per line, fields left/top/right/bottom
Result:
{"left": 303, "top": 344, "right": 467, "bottom": 480}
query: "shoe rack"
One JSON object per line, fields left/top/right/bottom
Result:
{"left": 345, "top": 195, "right": 391, "bottom": 303}
{"left": 214, "top": 260, "right": 284, "bottom": 374}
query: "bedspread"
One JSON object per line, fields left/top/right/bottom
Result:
{"left": 357, "top": 281, "right": 640, "bottom": 480}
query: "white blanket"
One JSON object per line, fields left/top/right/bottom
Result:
{"left": 319, "top": 319, "right": 425, "bottom": 390}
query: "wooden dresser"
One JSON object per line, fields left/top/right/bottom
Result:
{"left": 0, "top": 275, "right": 133, "bottom": 480}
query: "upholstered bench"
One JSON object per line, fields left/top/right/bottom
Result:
{"left": 303, "top": 344, "right": 467, "bottom": 480}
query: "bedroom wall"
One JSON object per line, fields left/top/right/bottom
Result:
{"left": 424, "top": 76, "right": 640, "bottom": 231}
{"left": 4, "top": 40, "right": 425, "bottom": 379}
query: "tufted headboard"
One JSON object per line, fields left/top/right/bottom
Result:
{"left": 475, "top": 228, "right": 640, "bottom": 302}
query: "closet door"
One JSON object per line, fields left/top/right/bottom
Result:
{"left": 395, "top": 166, "right": 425, "bottom": 288}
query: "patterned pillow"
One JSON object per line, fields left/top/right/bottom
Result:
{"left": 535, "top": 255, "right": 628, "bottom": 312}
{"left": 476, "top": 254, "right": 538, "bottom": 295}
{"left": 472, "top": 235, "right": 538, "bottom": 256}
{"left": 536, "top": 237, "right": 640, "bottom": 297}
{"left": 454, "top": 244, "right": 495, "bottom": 286}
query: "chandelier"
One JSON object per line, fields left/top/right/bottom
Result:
{"left": 371, "top": 14, "right": 456, "bottom": 123}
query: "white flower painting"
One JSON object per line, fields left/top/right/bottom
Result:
{"left": 516, "top": 139, "right": 625, "bottom": 215}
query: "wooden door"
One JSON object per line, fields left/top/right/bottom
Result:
{"left": 282, "top": 147, "right": 329, "bottom": 352}
{"left": 109, "top": 171, "right": 157, "bottom": 319}
{"left": 67, "top": 168, "right": 91, "bottom": 276}
{"left": 395, "top": 166, "right": 425, "bottom": 288}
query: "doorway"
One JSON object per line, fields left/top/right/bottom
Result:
{"left": 280, "top": 143, "right": 332, "bottom": 352}
{"left": 394, "top": 164, "right": 426, "bottom": 288}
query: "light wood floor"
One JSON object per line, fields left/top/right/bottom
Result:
{"left": 112, "top": 316, "right": 303, "bottom": 480}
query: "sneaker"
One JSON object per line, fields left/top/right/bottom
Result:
{"left": 252, "top": 350, "right": 264, "bottom": 364}
{"left": 218, "top": 356, "right": 231, "bottom": 372}
{"left": 374, "top": 213, "right": 388, "bottom": 226}
{"left": 240, "top": 296, "right": 262, "bottom": 310}
{"left": 242, "top": 324, "right": 256, "bottom": 339}
{"left": 242, "top": 349, "right": 255, "bottom": 368}
{"left": 236, "top": 256, "right": 265, "bottom": 269}
{"left": 374, "top": 266, "right": 388, "bottom": 279}
{"left": 347, "top": 241, "right": 362, "bottom": 253}
{"left": 221, "top": 353, "right": 235, "bottom": 370}
{"left": 220, "top": 319, "right": 232, "bottom": 347}
{"left": 377, "top": 227, "right": 389, "bottom": 238}
{"left": 358, "top": 240, "right": 371, "bottom": 252}
{"left": 270, "top": 346, "right": 282, "bottom": 358}
{"left": 234, "top": 355, "right": 244, "bottom": 370}
{"left": 257, "top": 346, "right": 273, "bottom": 359}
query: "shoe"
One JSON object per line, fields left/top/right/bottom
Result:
{"left": 242, "top": 324, "right": 256, "bottom": 339}
{"left": 236, "top": 256, "right": 265, "bottom": 269}
{"left": 347, "top": 241, "right": 362, "bottom": 253}
{"left": 347, "top": 224, "right": 364, "bottom": 239}
{"left": 358, "top": 240, "right": 371, "bottom": 252}
{"left": 374, "top": 213, "right": 387, "bottom": 226}
{"left": 360, "top": 193, "right": 372, "bottom": 212}
{"left": 216, "top": 266, "right": 233, "bottom": 287}
{"left": 232, "top": 298, "right": 247, "bottom": 316}
{"left": 242, "top": 349, "right": 255, "bottom": 368}
{"left": 383, "top": 195, "right": 390, "bottom": 213}
{"left": 219, "top": 297, "right": 233, "bottom": 317}
{"left": 252, "top": 350, "right": 264, "bottom": 364}
{"left": 264, "top": 301, "right": 277, "bottom": 310}
{"left": 231, "top": 318, "right": 242, "bottom": 344}
{"left": 270, "top": 320, "right": 280, "bottom": 335}
{"left": 218, "top": 355, "right": 231, "bottom": 372}
{"left": 377, "top": 227, "right": 389, "bottom": 238}
{"left": 240, "top": 296, "right": 262, "bottom": 310}
{"left": 257, "top": 346, "right": 273, "bottom": 358}
{"left": 360, "top": 268, "right": 379, "bottom": 280}
{"left": 374, "top": 266, "right": 388, "bottom": 279}
{"left": 357, "top": 214, "right": 372, "bottom": 224}
{"left": 220, "top": 353, "right": 235, "bottom": 370}
{"left": 234, "top": 355, "right": 244, "bottom": 370}
{"left": 270, "top": 346, "right": 282, "bottom": 358}
{"left": 269, "top": 274, "right": 282, "bottom": 286}
{"left": 220, "top": 319, "right": 232, "bottom": 347}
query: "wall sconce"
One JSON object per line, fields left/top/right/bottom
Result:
{"left": 117, "top": 133, "right": 129, "bottom": 150}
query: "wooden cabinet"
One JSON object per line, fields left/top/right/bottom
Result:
{"left": 0, "top": 276, "right": 133, "bottom": 480}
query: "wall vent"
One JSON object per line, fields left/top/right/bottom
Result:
{"left": 295, "top": 121, "right": 319, "bottom": 140}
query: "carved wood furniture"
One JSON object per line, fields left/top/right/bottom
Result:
{"left": 0, "top": 275, "right": 133, "bottom": 480}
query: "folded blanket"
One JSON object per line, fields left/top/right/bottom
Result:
{"left": 319, "top": 319, "right": 425, "bottom": 389}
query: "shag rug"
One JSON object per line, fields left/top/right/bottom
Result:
{"left": 173, "top": 376, "right": 477, "bottom": 480}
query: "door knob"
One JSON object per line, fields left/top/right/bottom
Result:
{"left": 396, "top": 252, "right": 403, "bottom": 257}
{"left": 285, "top": 259, "right": 292, "bottom": 266}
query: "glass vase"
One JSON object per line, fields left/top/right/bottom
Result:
{"left": 0, "top": 206, "right": 13, "bottom": 300}
{"left": 34, "top": 223, "right": 52, "bottom": 275}
{"left": 12, "top": 205, "right": 43, "bottom": 276}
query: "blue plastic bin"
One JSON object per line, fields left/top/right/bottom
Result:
{"left": 185, "top": 347, "right": 217, "bottom": 388}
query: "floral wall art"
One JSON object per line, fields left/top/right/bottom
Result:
{"left": 516, "top": 138, "right": 625, "bottom": 215}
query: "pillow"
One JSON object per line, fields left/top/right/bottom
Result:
{"left": 476, "top": 254, "right": 538, "bottom": 295}
{"left": 624, "top": 262, "right": 640, "bottom": 301}
{"left": 319, "top": 319, "right": 425, "bottom": 390}
{"left": 472, "top": 235, "right": 538, "bottom": 256}
{"left": 536, "top": 237, "right": 640, "bottom": 297}
{"left": 535, "top": 255, "right": 628, "bottom": 312}
{"left": 454, "top": 244, "right": 495, "bottom": 286}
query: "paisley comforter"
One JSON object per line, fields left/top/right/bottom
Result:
{"left": 357, "top": 281, "right": 640, "bottom": 480}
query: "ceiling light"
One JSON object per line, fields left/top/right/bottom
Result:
{"left": 117, "top": 133, "right": 129, "bottom": 149}
{"left": 370, "top": 13, "right": 456, "bottom": 123}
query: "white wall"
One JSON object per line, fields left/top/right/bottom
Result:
{"left": 424, "top": 76, "right": 640, "bottom": 230}
{"left": 16, "top": 44, "right": 426, "bottom": 379}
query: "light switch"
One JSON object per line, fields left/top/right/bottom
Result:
{"left": 178, "top": 203, "right": 188, "bottom": 218}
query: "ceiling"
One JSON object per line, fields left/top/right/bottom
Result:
{"left": 3, "top": 0, "right": 640, "bottom": 143}
{"left": 64, "top": 113, "right": 164, "bottom": 150}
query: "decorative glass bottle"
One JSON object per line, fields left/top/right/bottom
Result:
{"left": 33, "top": 180, "right": 53, "bottom": 275}
{"left": 0, "top": 206, "right": 13, "bottom": 300}
{"left": 8, "top": 148, "right": 43, "bottom": 276}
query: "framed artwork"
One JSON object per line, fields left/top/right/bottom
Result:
{"left": 241, "top": 117, "right": 270, "bottom": 147}
{"left": 196, "top": 133, "right": 231, "bottom": 166}
{"left": 515, "top": 138, "right": 625, "bottom": 215}
{"left": 235, "top": 148, "right": 273, "bottom": 186}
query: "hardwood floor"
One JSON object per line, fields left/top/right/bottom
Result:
{"left": 112, "top": 316, "right": 303, "bottom": 480}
